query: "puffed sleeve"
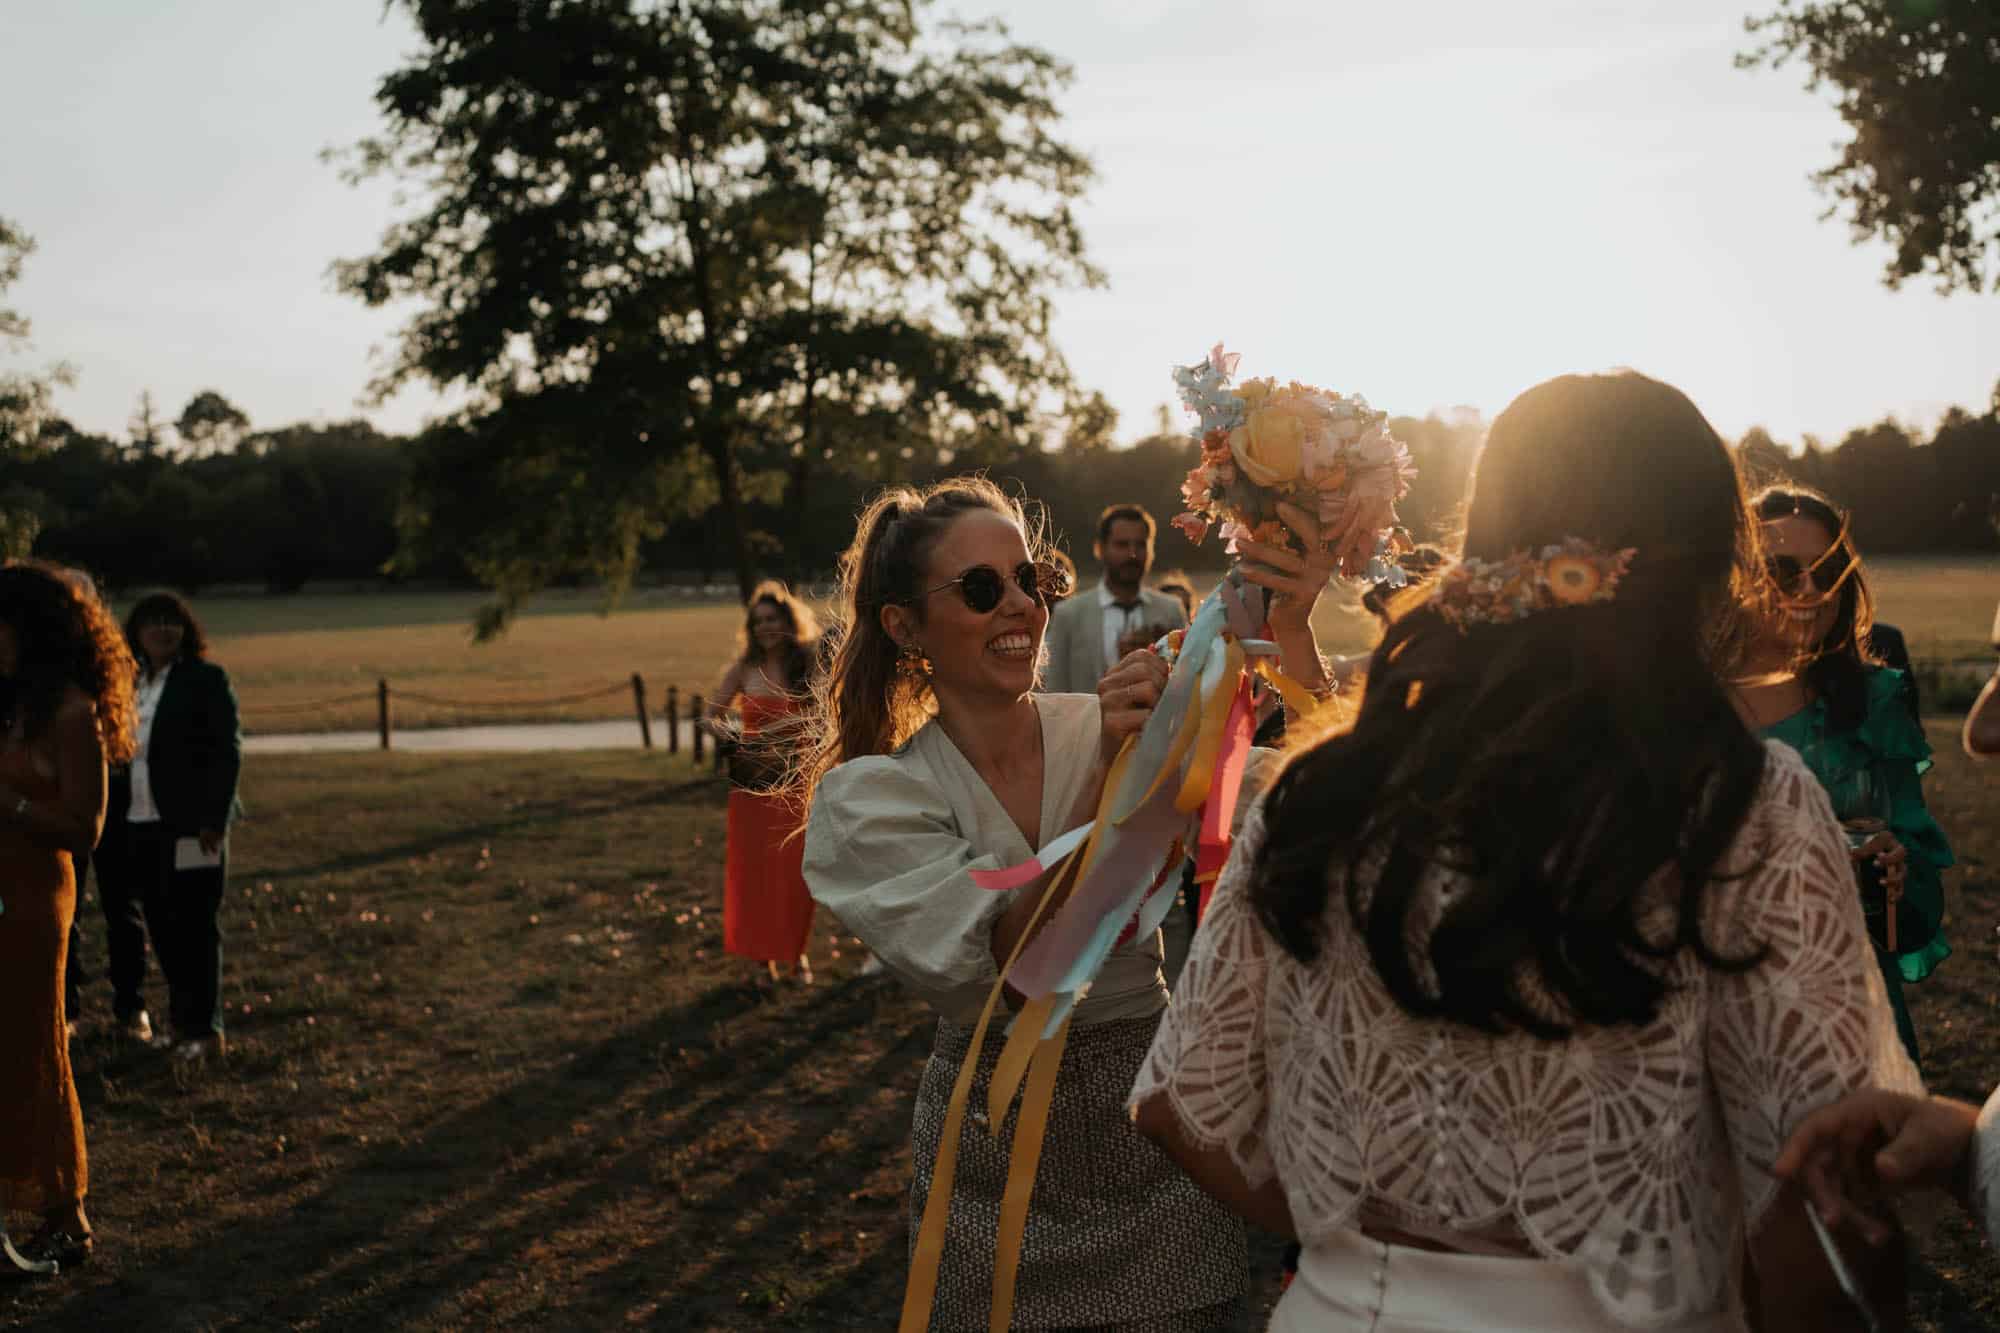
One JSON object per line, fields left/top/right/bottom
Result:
{"left": 1128, "top": 796, "right": 1277, "bottom": 1186}
{"left": 1706, "top": 743, "right": 1924, "bottom": 1232}
{"left": 802, "top": 755, "right": 1016, "bottom": 998}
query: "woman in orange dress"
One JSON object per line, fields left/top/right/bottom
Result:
{"left": 0, "top": 561, "right": 137, "bottom": 1273}
{"left": 703, "top": 581, "right": 820, "bottom": 985}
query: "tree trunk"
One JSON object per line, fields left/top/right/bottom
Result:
{"left": 782, "top": 450, "right": 812, "bottom": 586}
{"left": 705, "top": 436, "right": 758, "bottom": 603}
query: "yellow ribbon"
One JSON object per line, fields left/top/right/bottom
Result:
{"left": 898, "top": 739, "right": 1136, "bottom": 1333}
{"left": 1176, "top": 639, "right": 1247, "bottom": 814}
{"left": 987, "top": 1014, "right": 1072, "bottom": 1333}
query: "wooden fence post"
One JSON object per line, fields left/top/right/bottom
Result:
{"left": 631, "top": 672, "right": 653, "bottom": 750}
{"left": 665, "top": 685, "right": 680, "bottom": 755}
{"left": 690, "top": 694, "right": 705, "bottom": 763}
{"left": 377, "top": 678, "right": 392, "bottom": 751}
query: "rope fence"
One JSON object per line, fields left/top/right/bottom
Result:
{"left": 241, "top": 674, "right": 720, "bottom": 759}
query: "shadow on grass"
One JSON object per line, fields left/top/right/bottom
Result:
{"left": 258, "top": 778, "right": 719, "bottom": 888}
{"left": 31, "top": 975, "right": 920, "bottom": 1331}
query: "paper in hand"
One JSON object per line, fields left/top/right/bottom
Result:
{"left": 173, "top": 837, "right": 222, "bottom": 871}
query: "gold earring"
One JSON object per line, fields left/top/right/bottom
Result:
{"left": 896, "top": 643, "right": 931, "bottom": 680}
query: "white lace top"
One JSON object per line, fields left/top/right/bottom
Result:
{"left": 1131, "top": 740, "right": 1922, "bottom": 1327}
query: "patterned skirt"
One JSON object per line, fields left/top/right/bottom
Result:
{"left": 909, "top": 1012, "right": 1246, "bottom": 1332}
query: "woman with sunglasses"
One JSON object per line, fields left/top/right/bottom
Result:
{"left": 799, "top": 476, "right": 1337, "bottom": 1331}
{"left": 1731, "top": 486, "right": 1952, "bottom": 1065}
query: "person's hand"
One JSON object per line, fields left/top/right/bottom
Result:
{"left": 1775, "top": 1090, "right": 1979, "bottom": 1244}
{"left": 1851, "top": 830, "right": 1908, "bottom": 896}
{"left": 1327, "top": 494, "right": 1397, "bottom": 579}
{"left": 1097, "top": 649, "right": 1169, "bottom": 765}
{"left": 198, "top": 826, "right": 225, "bottom": 856}
{"left": 1234, "top": 502, "right": 1338, "bottom": 636}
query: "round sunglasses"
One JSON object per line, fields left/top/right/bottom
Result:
{"left": 1763, "top": 546, "right": 1852, "bottom": 597}
{"left": 921, "top": 561, "right": 1073, "bottom": 614}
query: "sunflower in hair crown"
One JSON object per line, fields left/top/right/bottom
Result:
{"left": 1430, "top": 539, "right": 1637, "bottom": 630}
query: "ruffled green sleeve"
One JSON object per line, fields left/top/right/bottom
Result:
{"left": 1862, "top": 668, "right": 1955, "bottom": 982}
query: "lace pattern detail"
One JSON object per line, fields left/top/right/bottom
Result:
{"left": 1131, "top": 741, "right": 1921, "bottom": 1327}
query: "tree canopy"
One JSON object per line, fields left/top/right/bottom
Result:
{"left": 1741, "top": 0, "right": 2000, "bottom": 292}
{"left": 335, "top": 0, "right": 1102, "bottom": 632}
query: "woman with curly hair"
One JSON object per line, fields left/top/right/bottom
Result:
{"left": 93, "top": 591, "right": 241, "bottom": 1062}
{"left": 0, "top": 560, "right": 136, "bottom": 1273}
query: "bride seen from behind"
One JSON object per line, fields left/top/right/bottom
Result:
{"left": 1131, "top": 371, "right": 1920, "bottom": 1331}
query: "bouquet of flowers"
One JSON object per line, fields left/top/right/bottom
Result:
{"left": 1170, "top": 344, "right": 1416, "bottom": 580}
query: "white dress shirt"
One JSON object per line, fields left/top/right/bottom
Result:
{"left": 127, "top": 664, "right": 172, "bottom": 824}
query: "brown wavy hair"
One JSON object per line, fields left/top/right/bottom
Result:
{"left": 799, "top": 476, "right": 1053, "bottom": 809}
{"left": 734, "top": 580, "right": 822, "bottom": 693}
{"left": 0, "top": 560, "right": 139, "bottom": 765}
{"left": 1749, "top": 485, "right": 1881, "bottom": 734}
{"left": 1250, "top": 372, "right": 1770, "bottom": 1037}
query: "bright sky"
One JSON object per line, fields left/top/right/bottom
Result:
{"left": 6, "top": 0, "right": 1995, "bottom": 449}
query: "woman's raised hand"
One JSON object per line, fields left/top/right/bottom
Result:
{"left": 1234, "top": 501, "right": 1338, "bottom": 636}
{"left": 1097, "top": 649, "right": 1170, "bottom": 766}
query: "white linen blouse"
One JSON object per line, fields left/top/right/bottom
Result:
{"left": 803, "top": 691, "right": 1170, "bottom": 1027}
{"left": 1131, "top": 739, "right": 1923, "bottom": 1328}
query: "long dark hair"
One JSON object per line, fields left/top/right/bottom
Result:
{"left": 123, "top": 591, "right": 210, "bottom": 666}
{"left": 1250, "top": 372, "right": 1770, "bottom": 1037}
{"left": 1751, "top": 486, "right": 1879, "bottom": 734}
{"left": 801, "top": 477, "right": 1050, "bottom": 806}
{"left": 0, "top": 560, "right": 139, "bottom": 766}
{"left": 736, "top": 580, "right": 821, "bottom": 693}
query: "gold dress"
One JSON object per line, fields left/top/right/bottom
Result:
{"left": 0, "top": 745, "right": 86, "bottom": 1222}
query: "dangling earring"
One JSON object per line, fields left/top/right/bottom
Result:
{"left": 896, "top": 643, "right": 931, "bottom": 681}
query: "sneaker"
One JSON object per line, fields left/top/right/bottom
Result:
{"left": 173, "top": 1035, "right": 225, "bottom": 1063}
{"left": 121, "top": 1011, "right": 153, "bottom": 1044}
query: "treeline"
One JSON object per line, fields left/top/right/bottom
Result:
{"left": 4, "top": 413, "right": 407, "bottom": 591}
{"left": 4, "top": 391, "right": 1995, "bottom": 593}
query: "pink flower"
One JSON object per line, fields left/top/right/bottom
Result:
{"left": 1171, "top": 512, "right": 1210, "bottom": 544}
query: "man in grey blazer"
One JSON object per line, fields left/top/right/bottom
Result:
{"left": 1043, "top": 504, "right": 1188, "bottom": 695}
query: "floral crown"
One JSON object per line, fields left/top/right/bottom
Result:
{"left": 1429, "top": 538, "right": 1637, "bottom": 631}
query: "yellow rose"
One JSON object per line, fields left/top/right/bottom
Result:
{"left": 1228, "top": 385, "right": 1320, "bottom": 486}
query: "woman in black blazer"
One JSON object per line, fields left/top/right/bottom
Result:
{"left": 96, "top": 593, "right": 241, "bottom": 1061}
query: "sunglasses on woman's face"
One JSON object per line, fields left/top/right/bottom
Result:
{"left": 924, "top": 561, "right": 1072, "bottom": 614}
{"left": 1763, "top": 547, "right": 1849, "bottom": 596}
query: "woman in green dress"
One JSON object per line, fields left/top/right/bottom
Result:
{"left": 1731, "top": 485, "right": 1952, "bottom": 1064}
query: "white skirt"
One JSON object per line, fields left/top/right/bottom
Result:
{"left": 1268, "top": 1229, "right": 1749, "bottom": 1333}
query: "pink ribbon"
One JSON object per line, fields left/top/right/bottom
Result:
{"left": 1195, "top": 677, "right": 1256, "bottom": 916}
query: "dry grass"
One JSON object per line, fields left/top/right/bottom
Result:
{"left": 4, "top": 733, "right": 1997, "bottom": 1329}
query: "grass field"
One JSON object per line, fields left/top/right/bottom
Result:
{"left": 5, "top": 732, "right": 1999, "bottom": 1330}
{"left": 171, "top": 554, "right": 2000, "bottom": 735}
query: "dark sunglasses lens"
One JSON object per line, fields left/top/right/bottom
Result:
{"left": 957, "top": 567, "right": 1005, "bottom": 613}
{"left": 1811, "top": 548, "right": 1849, "bottom": 591}
{"left": 1765, "top": 556, "right": 1805, "bottom": 588}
